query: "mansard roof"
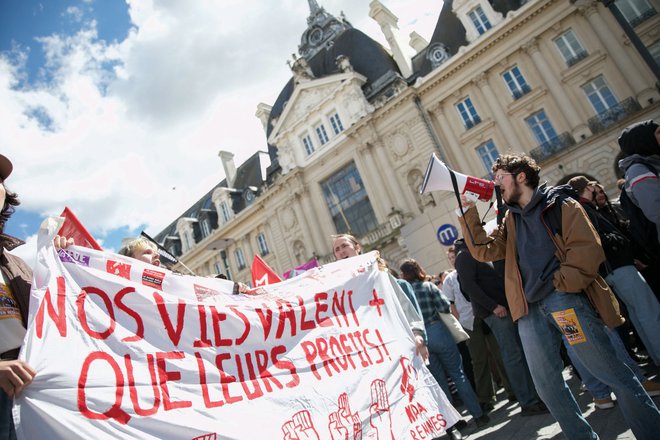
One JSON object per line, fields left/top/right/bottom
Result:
{"left": 266, "top": 27, "right": 400, "bottom": 174}
{"left": 411, "top": 0, "right": 467, "bottom": 79}
{"left": 153, "top": 151, "right": 269, "bottom": 253}
{"left": 411, "top": 0, "right": 529, "bottom": 80}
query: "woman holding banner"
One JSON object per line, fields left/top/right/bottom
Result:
{"left": 0, "top": 154, "right": 38, "bottom": 439}
{"left": 331, "top": 234, "right": 429, "bottom": 362}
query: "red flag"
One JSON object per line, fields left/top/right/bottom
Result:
{"left": 57, "top": 207, "right": 103, "bottom": 251}
{"left": 251, "top": 254, "right": 282, "bottom": 287}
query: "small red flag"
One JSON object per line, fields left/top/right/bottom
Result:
{"left": 56, "top": 207, "right": 103, "bottom": 251}
{"left": 251, "top": 254, "right": 282, "bottom": 287}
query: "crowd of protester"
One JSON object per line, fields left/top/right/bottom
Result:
{"left": 1, "top": 118, "right": 660, "bottom": 439}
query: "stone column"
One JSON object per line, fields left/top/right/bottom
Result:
{"left": 579, "top": 3, "right": 659, "bottom": 106}
{"left": 473, "top": 72, "right": 522, "bottom": 149}
{"left": 354, "top": 145, "right": 388, "bottom": 219}
{"left": 428, "top": 103, "right": 472, "bottom": 173}
{"left": 523, "top": 38, "right": 591, "bottom": 139}
{"left": 298, "top": 188, "right": 326, "bottom": 255}
{"left": 288, "top": 193, "right": 317, "bottom": 259}
{"left": 374, "top": 141, "right": 414, "bottom": 213}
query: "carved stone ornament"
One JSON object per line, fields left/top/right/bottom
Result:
{"left": 278, "top": 144, "right": 295, "bottom": 175}
{"left": 426, "top": 42, "right": 450, "bottom": 69}
{"left": 281, "top": 207, "right": 297, "bottom": 231}
{"left": 390, "top": 132, "right": 410, "bottom": 158}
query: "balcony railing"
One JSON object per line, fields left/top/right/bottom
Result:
{"left": 512, "top": 84, "right": 532, "bottom": 100}
{"left": 530, "top": 132, "right": 576, "bottom": 162}
{"left": 565, "top": 50, "right": 589, "bottom": 67}
{"left": 629, "top": 8, "right": 656, "bottom": 27}
{"left": 587, "top": 97, "right": 641, "bottom": 134}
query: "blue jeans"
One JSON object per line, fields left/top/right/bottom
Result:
{"left": 517, "top": 290, "right": 660, "bottom": 440}
{"left": 426, "top": 321, "right": 483, "bottom": 419}
{"left": 567, "top": 326, "right": 645, "bottom": 400}
{"left": 0, "top": 389, "right": 17, "bottom": 440}
{"left": 606, "top": 265, "right": 660, "bottom": 365}
{"left": 483, "top": 314, "right": 540, "bottom": 407}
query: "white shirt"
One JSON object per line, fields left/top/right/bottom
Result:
{"left": 441, "top": 270, "right": 474, "bottom": 331}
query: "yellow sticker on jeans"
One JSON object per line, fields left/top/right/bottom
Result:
{"left": 551, "top": 308, "right": 587, "bottom": 345}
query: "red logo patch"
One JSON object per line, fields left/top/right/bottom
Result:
{"left": 106, "top": 260, "right": 131, "bottom": 280}
{"left": 142, "top": 269, "right": 165, "bottom": 290}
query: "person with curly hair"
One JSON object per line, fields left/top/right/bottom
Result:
{"left": 457, "top": 152, "right": 660, "bottom": 439}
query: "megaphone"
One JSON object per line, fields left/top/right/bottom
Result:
{"left": 420, "top": 153, "right": 494, "bottom": 202}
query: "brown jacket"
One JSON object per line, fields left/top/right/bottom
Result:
{"left": 1, "top": 233, "right": 33, "bottom": 327}
{"left": 458, "top": 197, "right": 606, "bottom": 322}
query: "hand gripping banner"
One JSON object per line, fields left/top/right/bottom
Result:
{"left": 14, "top": 220, "right": 459, "bottom": 439}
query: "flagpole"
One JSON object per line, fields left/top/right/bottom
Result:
{"left": 140, "top": 231, "right": 196, "bottom": 276}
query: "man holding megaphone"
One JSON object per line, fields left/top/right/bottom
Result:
{"left": 421, "top": 152, "right": 660, "bottom": 439}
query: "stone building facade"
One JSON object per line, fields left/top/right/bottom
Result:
{"left": 155, "top": 0, "right": 660, "bottom": 282}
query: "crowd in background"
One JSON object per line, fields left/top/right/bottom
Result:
{"left": 2, "top": 119, "right": 660, "bottom": 440}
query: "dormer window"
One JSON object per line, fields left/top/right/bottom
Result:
{"left": 201, "top": 219, "right": 211, "bottom": 238}
{"left": 468, "top": 6, "right": 492, "bottom": 36}
{"left": 176, "top": 217, "right": 197, "bottom": 253}
{"left": 220, "top": 201, "right": 231, "bottom": 223}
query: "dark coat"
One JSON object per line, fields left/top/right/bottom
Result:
{"left": 1, "top": 233, "right": 32, "bottom": 326}
{"left": 453, "top": 239, "right": 507, "bottom": 320}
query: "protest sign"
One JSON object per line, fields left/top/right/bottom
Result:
{"left": 14, "top": 223, "right": 459, "bottom": 439}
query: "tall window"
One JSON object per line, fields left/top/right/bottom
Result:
{"left": 321, "top": 162, "right": 378, "bottom": 237}
{"left": 468, "top": 6, "right": 492, "bottom": 35}
{"left": 257, "top": 232, "right": 269, "bottom": 256}
{"left": 476, "top": 140, "right": 500, "bottom": 176}
{"left": 526, "top": 110, "right": 558, "bottom": 147}
{"left": 502, "top": 66, "right": 531, "bottom": 99}
{"left": 220, "top": 250, "right": 232, "bottom": 280}
{"left": 329, "top": 112, "right": 344, "bottom": 135}
{"left": 180, "top": 232, "right": 190, "bottom": 252}
{"left": 201, "top": 219, "right": 211, "bottom": 238}
{"left": 456, "top": 97, "right": 481, "bottom": 129}
{"left": 315, "top": 123, "right": 329, "bottom": 145}
{"left": 554, "top": 30, "right": 588, "bottom": 66}
{"left": 650, "top": 41, "right": 660, "bottom": 67}
{"left": 301, "top": 134, "right": 315, "bottom": 156}
{"left": 213, "top": 261, "right": 223, "bottom": 276}
{"left": 219, "top": 201, "right": 231, "bottom": 224}
{"left": 234, "top": 248, "right": 246, "bottom": 271}
{"left": 615, "top": 0, "right": 655, "bottom": 26}
{"left": 582, "top": 76, "right": 618, "bottom": 115}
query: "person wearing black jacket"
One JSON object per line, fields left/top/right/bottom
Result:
{"left": 568, "top": 176, "right": 660, "bottom": 366}
{"left": 594, "top": 183, "right": 660, "bottom": 299}
{"left": 453, "top": 239, "right": 547, "bottom": 417}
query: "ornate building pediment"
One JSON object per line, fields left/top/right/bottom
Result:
{"left": 268, "top": 72, "right": 366, "bottom": 144}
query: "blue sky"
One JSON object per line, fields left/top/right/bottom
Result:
{"left": 0, "top": 0, "right": 438, "bottom": 265}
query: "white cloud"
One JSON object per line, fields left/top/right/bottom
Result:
{"left": 0, "top": 0, "right": 439, "bottom": 244}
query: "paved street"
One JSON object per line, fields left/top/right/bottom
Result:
{"left": 449, "top": 360, "right": 659, "bottom": 440}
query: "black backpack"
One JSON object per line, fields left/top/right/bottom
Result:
{"left": 619, "top": 159, "right": 660, "bottom": 262}
{"left": 543, "top": 185, "right": 634, "bottom": 270}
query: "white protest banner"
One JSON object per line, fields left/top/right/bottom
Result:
{"left": 14, "top": 221, "right": 459, "bottom": 439}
